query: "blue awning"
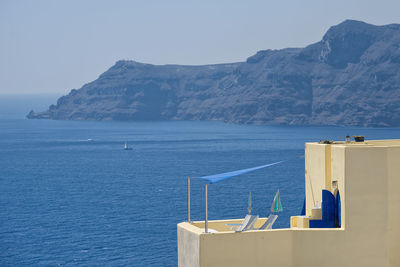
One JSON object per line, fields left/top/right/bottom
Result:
{"left": 194, "top": 161, "right": 285, "bottom": 184}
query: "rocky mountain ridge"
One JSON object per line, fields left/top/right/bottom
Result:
{"left": 27, "top": 20, "right": 400, "bottom": 127}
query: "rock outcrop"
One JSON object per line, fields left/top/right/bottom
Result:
{"left": 27, "top": 20, "right": 400, "bottom": 127}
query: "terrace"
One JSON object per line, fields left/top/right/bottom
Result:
{"left": 177, "top": 139, "right": 400, "bottom": 267}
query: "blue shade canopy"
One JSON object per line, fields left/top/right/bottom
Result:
{"left": 194, "top": 161, "right": 285, "bottom": 184}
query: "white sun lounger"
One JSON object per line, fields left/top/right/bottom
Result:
{"left": 226, "top": 214, "right": 259, "bottom": 232}
{"left": 250, "top": 214, "right": 278, "bottom": 230}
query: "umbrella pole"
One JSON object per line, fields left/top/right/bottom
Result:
{"left": 205, "top": 183, "right": 208, "bottom": 233}
{"left": 187, "top": 177, "right": 191, "bottom": 223}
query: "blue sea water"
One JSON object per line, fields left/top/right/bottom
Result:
{"left": 1, "top": 114, "right": 399, "bottom": 266}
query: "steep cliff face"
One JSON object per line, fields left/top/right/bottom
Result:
{"left": 27, "top": 20, "right": 400, "bottom": 127}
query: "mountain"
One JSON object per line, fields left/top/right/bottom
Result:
{"left": 27, "top": 20, "right": 400, "bottom": 127}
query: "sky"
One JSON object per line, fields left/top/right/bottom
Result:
{"left": 1, "top": 0, "right": 399, "bottom": 95}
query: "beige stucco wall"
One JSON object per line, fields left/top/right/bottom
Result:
{"left": 178, "top": 140, "right": 400, "bottom": 267}
{"left": 387, "top": 146, "right": 400, "bottom": 267}
{"left": 177, "top": 223, "right": 201, "bottom": 267}
{"left": 200, "top": 229, "right": 293, "bottom": 267}
{"left": 305, "top": 143, "right": 326, "bottom": 216}
{"left": 190, "top": 217, "right": 269, "bottom": 232}
{"left": 330, "top": 145, "right": 345, "bottom": 227}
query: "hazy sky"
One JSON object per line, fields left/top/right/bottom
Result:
{"left": 1, "top": 0, "right": 399, "bottom": 95}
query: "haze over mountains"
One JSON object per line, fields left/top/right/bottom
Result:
{"left": 27, "top": 20, "right": 400, "bottom": 127}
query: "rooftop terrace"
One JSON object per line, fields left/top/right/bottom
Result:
{"left": 177, "top": 139, "right": 400, "bottom": 267}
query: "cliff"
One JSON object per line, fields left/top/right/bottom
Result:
{"left": 27, "top": 20, "right": 400, "bottom": 127}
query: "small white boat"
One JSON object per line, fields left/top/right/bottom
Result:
{"left": 124, "top": 142, "right": 133, "bottom": 150}
{"left": 87, "top": 138, "right": 94, "bottom": 142}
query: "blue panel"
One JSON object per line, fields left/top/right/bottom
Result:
{"left": 322, "top": 190, "right": 335, "bottom": 226}
{"left": 336, "top": 190, "right": 341, "bottom": 228}
{"left": 309, "top": 220, "right": 333, "bottom": 228}
{"left": 309, "top": 190, "right": 336, "bottom": 228}
{"left": 301, "top": 198, "right": 306, "bottom": 216}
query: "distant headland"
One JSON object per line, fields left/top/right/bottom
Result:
{"left": 27, "top": 20, "right": 400, "bottom": 127}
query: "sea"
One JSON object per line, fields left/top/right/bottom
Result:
{"left": 1, "top": 95, "right": 399, "bottom": 266}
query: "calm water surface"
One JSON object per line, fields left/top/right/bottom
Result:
{"left": 1, "top": 118, "right": 398, "bottom": 266}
